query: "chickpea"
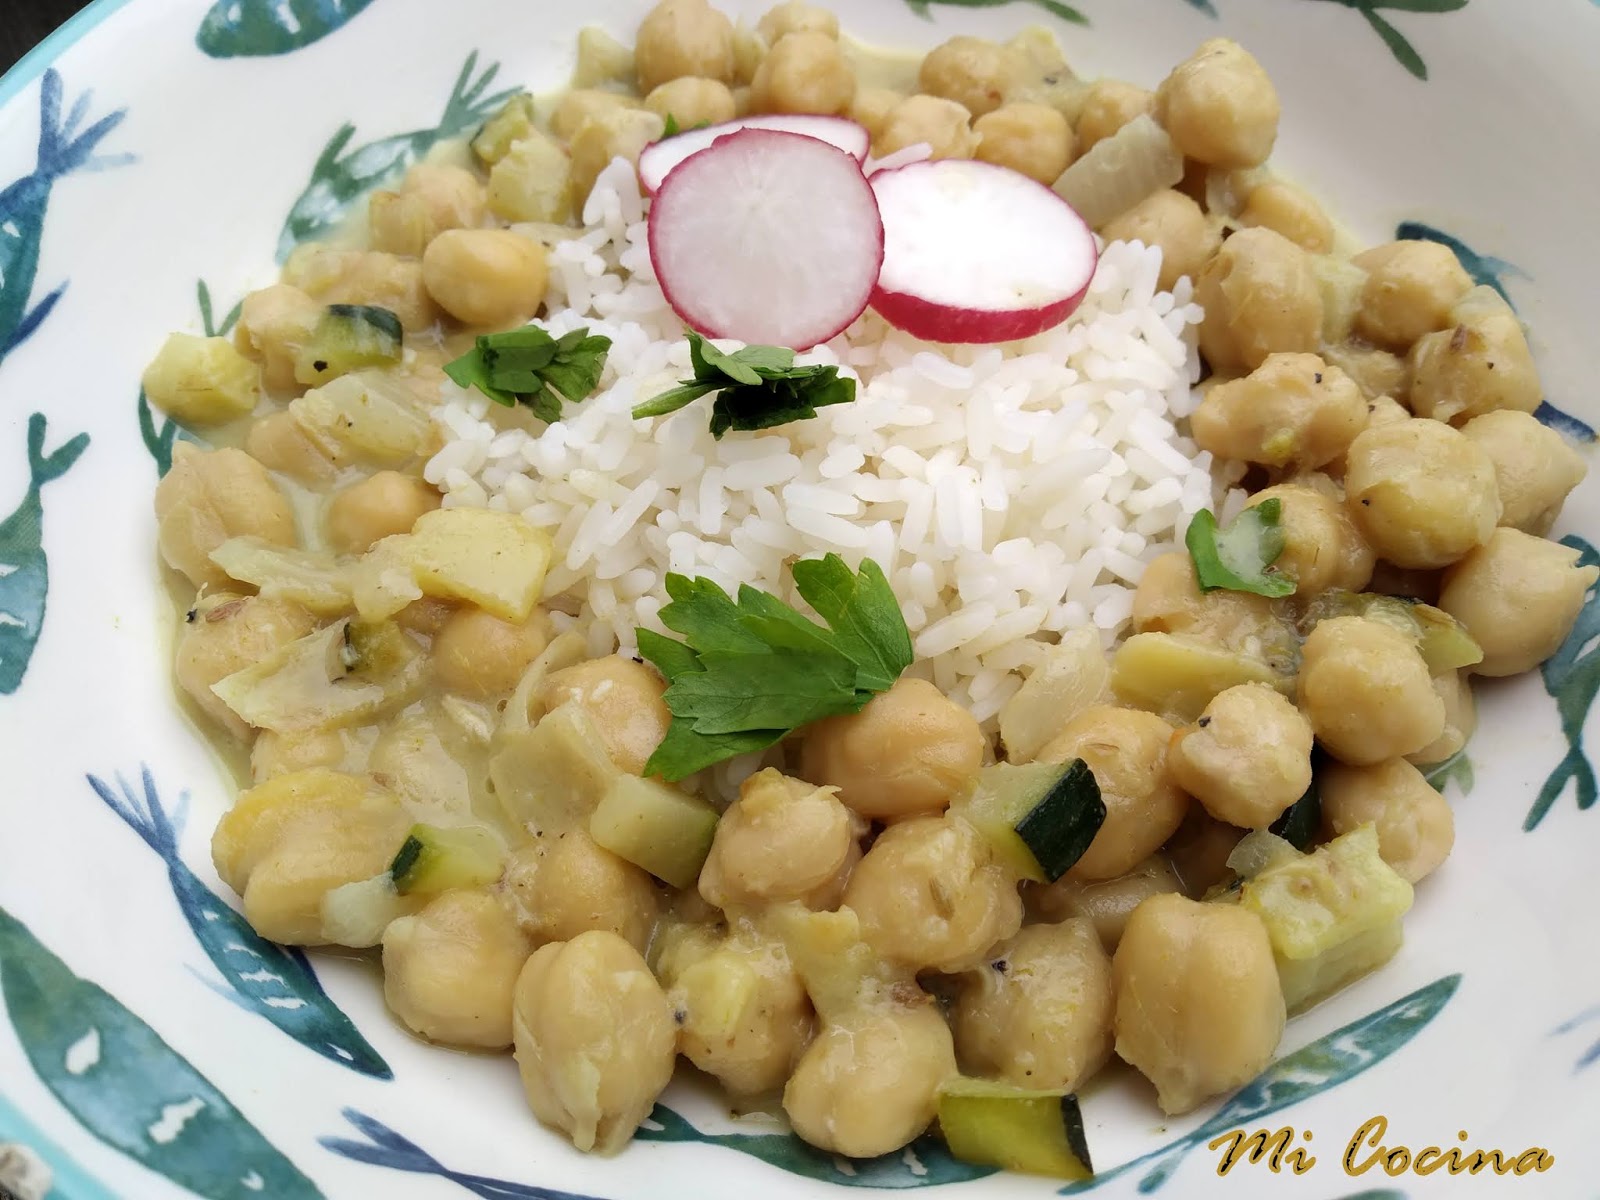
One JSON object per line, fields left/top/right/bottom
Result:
{"left": 1112, "top": 893, "right": 1285, "bottom": 1114}
{"left": 953, "top": 920, "right": 1113, "bottom": 1092}
{"left": 284, "top": 246, "right": 439, "bottom": 333}
{"left": 394, "top": 595, "right": 456, "bottom": 637}
{"left": 749, "top": 31, "right": 855, "bottom": 116}
{"left": 1439, "top": 528, "right": 1598, "bottom": 677}
{"left": 234, "top": 284, "right": 320, "bottom": 391}
{"left": 1168, "top": 684, "right": 1312, "bottom": 828}
{"left": 1245, "top": 479, "right": 1375, "bottom": 595}
{"left": 421, "top": 229, "right": 548, "bottom": 330}
{"left": 758, "top": 1, "right": 838, "bottom": 43}
{"left": 369, "top": 164, "right": 487, "bottom": 257}
{"left": 1343, "top": 418, "right": 1501, "bottom": 569}
{"left": 433, "top": 606, "right": 551, "bottom": 699}
{"left": 799, "top": 676, "right": 985, "bottom": 821}
{"left": 535, "top": 656, "right": 672, "bottom": 776}
{"left": 551, "top": 89, "right": 637, "bottom": 142}
{"left": 1075, "top": 79, "right": 1155, "bottom": 154}
{"left": 1409, "top": 287, "right": 1543, "bottom": 424}
{"left": 644, "top": 76, "right": 737, "bottom": 126}
{"left": 1461, "top": 410, "right": 1586, "bottom": 536}
{"left": 849, "top": 87, "right": 903, "bottom": 141}
{"left": 876, "top": 93, "right": 978, "bottom": 160}
{"left": 1196, "top": 227, "right": 1323, "bottom": 372}
{"left": 1131, "top": 551, "right": 1288, "bottom": 655}
{"left": 973, "top": 102, "right": 1074, "bottom": 185}
{"left": 1029, "top": 856, "right": 1183, "bottom": 950}
{"left": 1320, "top": 759, "right": 1454, "bottom": 884}
{"left": 1155, "top": 39, "right": 1279, "bottom": 168}
{"left": 243, "top": 410, "right": 337, "bottom": 486}
{"left": 250, "top": 727, "right": 359, "bottom": 783}
{"left": 1364, "top": 393, "right": 1411, "bottom": 432}
{"left": 176, "top": 593, "right": 316, "bottom": 742}
{"left": 1100, "top": 190, "right": 1218, "bottom": 292}
{"left": 1298, "top": 616, "right": 1445, "bottom": 765}
{"left": 512, "top": 931, "right": 677, "bottom": 1154}
{"left": 1038, "top": 706, "right": 1189, "bottom": 881}
{"left": 784, "top": 1001, "right": 956, "bottom": 1159}
{"left": 154, "top": 443, "right": 297, "bottom": 590}
{"left": 1239, "top": 180, "right": 1333, "bottom": 254}
{"left": 656, "top": 920, "right": 813, "bottom": 1094}
{"left": 502, "top": 830, "right": 660, "bottom": 952}
{"left": 1408, "top": 670, "right": 1476, "bottom": 767}
{"left": 844, "top": 815, "right": 1022, "bottom": 973}
{"left": 324, "top": 471, "right": 439, "bottom": 555}
{"left": 918, "top": 36, "right": 1021, "bottom": 120}
{"left": 569, "top": 107, "right": 667, "bottom": 208}
{"left": 1192, "top": 353, "right": 1366, "bottom": 472}
{"left": 634, "top": 0, "right": 736, "bottom": 93}
{"left": 699, "top": 769, "right": 860, "bottom": 910}
{"left": 382, "top": 888, "right": 531, "bottom": 1049}
{"left": 1352, "top": 240, "right": 1473, "bottom": 350}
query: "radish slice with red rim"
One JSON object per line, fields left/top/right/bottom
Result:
{"left": 648, "top": 128, "right": 884, "bottom": 351}
{"left": 638, "top": 114, "right": 871, "bottom": 193}
{"left": 869, "top": 159, "right": 1100, "bottom": 345}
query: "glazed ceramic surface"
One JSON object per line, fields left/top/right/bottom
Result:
{"left": 1, "top": 1, "right": 1598, "bottom": 1197}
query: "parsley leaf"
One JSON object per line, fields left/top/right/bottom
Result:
{"left": 1185, "top": 499, "right": 1296, "bottom": 598}
{"left": 639, "top": 556, "right": 915, "bottom": 781}
{"left": 445, "top": 325, "right": 611, "bottom": 422}
{"left": 632, "top": 331, "right": 857, "bottom": 438}
{"left": 659, "top": 113, "right": 712, "bottom": 139}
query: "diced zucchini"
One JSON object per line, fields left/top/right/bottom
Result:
{"left": 489, "top": 702, "right": 621, "bottom": 832}
{"left": 1111, "top": 632, "right": 1283, "bottom": 723}
{"left": 290, "top": 369, "right": 433, "bottom": 467}
{"left": 209, "top": 537, "right": 352, "bottom": 616}
{"left": 1310, "top": 254, "right": 1369, "bottom": 345}
{"left": 1240, "top": 823, "right": 1413, "bottom": 1013}
{"left": 1225, "top": 829, "right": 1302, "bottom": 879}
{"left": 406, "top": 507, "right": 552, "bottom": 622}
{"left": 293, "top": 305, "right": 403, "bottom": 387}
{"left": 998, "top": 629, "right": 1108, "bottom": 763}
{"left": 389, "top": 823, "right": 505, "bottom": 895}
{"left": 953, "top": 761, "right": 1104, "bottom": 883}
{"left": 938, "top": 1078, "right": 1093, "bottom": 1182}
{"left": 487, "top": 131, "right": 573, "bottom": 224}
{"left": 572, "top": 26, "right": 634, "bottom": 88}
{"left": 340, "top": 619, "right": 413, "bottom": 676}
{"left": 1268, "top": 781, "right": 1321, "bottom": 850}
{"left": 1299, "top": 591, "right": 1482, "bottom": 673}
{"left": 473, "top": 93, "right": 539, "bottom": 165}
{"left": 320, "top": 874, "right": 423, "bottom": 948}
{"left": 590, "top": 775, "right": 720, "bottom": 889}
{"left": 142, "top": 332, "right": 261, "bottom": 426}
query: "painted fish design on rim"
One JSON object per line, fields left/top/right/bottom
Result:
{"left": 0, "top": 1091, "right": 116, "bottom": 1200}
{"left": 0, "top": 904, "right": 325, "bottom": 1199}
{"left": 1527, "top": 535, "right": 1600, "bottom": 830}
{"left": 0, "top": 69, "right": 130, "bottom": 372}
{"left": 197, "top": 0, "right": 379, "bottom": 58}
{"left": 902, "top": 0, "right": 1087, "bottom": 24}
{"left": 1314, "top": 0, "right": 1468, "bottom": 81}
{"left": 87, "top": 766, "right": 393, "bottom": 1079}
{"left": 278, "top": 52, "right": 515, "bottom": 259}
{"left": 0, "top": 413, "right": 88, "bottom": 695}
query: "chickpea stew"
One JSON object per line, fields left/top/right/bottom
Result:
{"left": 143, "top": 0, "right": 1592, "bottom": 1180}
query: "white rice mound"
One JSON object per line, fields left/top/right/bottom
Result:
{"left": 425, "top": 157, "right": 1229, "bottom": 729}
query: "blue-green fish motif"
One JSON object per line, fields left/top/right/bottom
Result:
{"left": 636, "top": 1103, "right": 995, "bottom": 1188}
{"left": 138, "top": 280, "right": 237, "bottom": 475}
{"left": 1060, "top": 974, "right": 1462, "bottom": 1194}
{"left": 1421, "top": 750, "right": 1473, "bottom": 796}
{"left": 0, "top": 70, "right": 129, "bottom": 372}
{"left": 1395, "top": 221, "right": 1595, "bottom": 442}
{"left": 278, "top": 53, "right": 515, "bottom": 260}
{"left": 1527, "top": 535, "right": 1600, "bottom": 831}
{"left": 0, "top": 903, "right": 325, "bottom": 1199}
{"left": 1551, "top": 1003, "right": 1600, "bottom": 1072}
{"left": 197, "top": 0, "right": 378, "bottom": 59}
{"left": 320, "top": 1108, "right": 604, "bottom": 1199}
{"left": 86, "top": 766, "right": 393, "bottom": 1079}
{"left": 0, "top": 413, "right": 88, "bottom": 695}
{"left": 1314, "top": 1, "right": 1468, "bottom": 81}
{"left": 0, "top": 1090, "right": 117, "bottom": 1200}
{"left": 903, "top": 0, "right": 1088, "bottom": 26}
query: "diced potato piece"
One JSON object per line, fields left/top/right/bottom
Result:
{"left": 209, "top": 537, "right": 353, "bottom": 616}
{"left": 490, "top": 702, "right": 622, "bottom": 833}
{"left": 573, "top": 26, "right": 635, "bottom": 88}
{"left": 349, "top": 534, "right": 424, "bottom": 621}
{"left": 489, "top": 132, "right": 574, "bottom": 224}
{"left": 999, "top": 629, "right": 1108, "bottom": 762}
{"left": 1239, "top": 823, "right": 1413, "bottom": 1012}
{"left": 289, "top": 369, "right": 433, "bottom": 468}
{"left": 590, "top": 775, "right": 720, "bottom": 889}
{"left": 1111, "top": 632, "right": 1283, "bottom": 723}
{"left": 473, "top": 93, "right": 538, "bottom": 165}
{"left": 142, "top": 333, "right": 260, "bottom": 426}
{"left": 406, "top": 508, "right": 552, "bottom": 622}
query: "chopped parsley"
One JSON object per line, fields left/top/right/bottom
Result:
{"left": 444, "top": 325, "right": 611, "bottom": 423}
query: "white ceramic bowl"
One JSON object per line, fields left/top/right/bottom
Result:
{"left": 2, "top": 2, "right": 1597, "bottom": 1198}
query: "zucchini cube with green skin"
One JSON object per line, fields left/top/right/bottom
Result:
{"left": 953, "top": 761, "right": 1105, "bottom": 883}
{"left": 390, "top": 824, "right": 506, "bottom": 896}
{"left": 937, "top": 1078, "right": 1093, "bottom": 1181}
{"left": 1110, "top": 632, "right": 1285, "bottom": 723}
{"left": 1239, "top": 822, "right": 1413, "bottom": 1013}
{"left": 142, "top": 332, "right": 261, "bottom": 426}
{"left": 472, "top": 93, "right": 538, "bottom": 166}
{"left": 293, "top": 305, "right": 404, "bottom": 387}
{"left": 590, "top": 775, "right": 720, "bottom": 889}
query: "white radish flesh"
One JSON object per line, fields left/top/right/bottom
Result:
{"left": 649, "top": 128, "right": 884, "bottom": 351}
{"left": 870, "top": 159, "right": 1100, "bottom": 345}
{"left": 637, "top": 115, "right": 870, "bottom": 193}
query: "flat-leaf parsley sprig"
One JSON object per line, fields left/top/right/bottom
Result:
{"left": 632, "top": 331, "right": 856, "bottom": 439}
{"left": 1185, "top": 498, "right": 1295, "bottom": 598}
{"left": 444, "top": 325, "right": 611, "bottom": 423}
{"left": 637, "top": 555, "right": 914, "bottom": 781}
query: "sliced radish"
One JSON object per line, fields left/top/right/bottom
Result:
{"left": 870, "top": 159, "right": 1099, "bottom": 345}
{"left": 649, "top": 128, "right": 884, "bottom": 350}
{"left": 638, "top": 115, "right": 870, "bottom": 193}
